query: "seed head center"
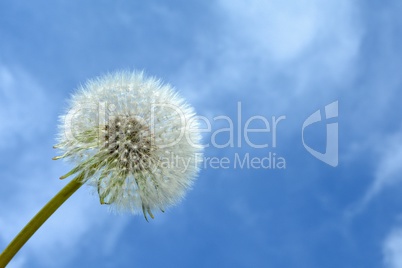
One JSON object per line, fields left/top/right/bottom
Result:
{"left": 103, "top": 116, "right": 153, "bottom": 172}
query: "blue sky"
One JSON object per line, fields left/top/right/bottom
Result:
{"left": 1, "top": 0, "right": 402, "bottom": 267}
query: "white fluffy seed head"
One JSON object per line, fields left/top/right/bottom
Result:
{"left": 54, "top": 71, "right": 203, "bottom": 219}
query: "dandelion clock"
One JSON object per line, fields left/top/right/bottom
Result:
{"left": 0, "top": 71, "right": 203, "bottom": 266}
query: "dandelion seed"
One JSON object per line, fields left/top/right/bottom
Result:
{"left": 0, "top": 70, "right": 204, "bottom": 267}
{"left": 54, "top": 71, "right": 203, "bottom": 220}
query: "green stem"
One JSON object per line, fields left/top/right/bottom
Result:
{"left": 0, "top": 174, "right": 84, "bottom": 267}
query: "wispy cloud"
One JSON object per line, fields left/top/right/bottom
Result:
{"left": 365, "top": 135, "right": 402, "bottom": 201}
{"left": 0, "top": 65, "right": 51, "bottom": 148}
{"left": 218, "top": 0, "right": 362, "bottom": 77}
{"left": 175, "top": 0, "right": 362, "bottom": 116}
{"left": 347, "top": 132, "right": 402, "bottom": 216}
{"left": 0, "top": 65, "right": 128, "bottom": 267}
{"left": 218, "top": 0, "right": 320, "bottom": 62}
{"left": 384, "top": 226, "right": 402, "bottom": 268}
{"left": 0, "top": 157, "right": 126, "bottom": 267}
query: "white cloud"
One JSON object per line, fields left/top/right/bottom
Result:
{"left": 217, "top": 0, "right": 362, "bottom": 74}
{"left": 0, "top": 162, "right": 125, "bottom": 267}
{"left": 344, "top": 131, "right": 402, "bottom": 219}
{"left": 175, "top": 0, "right": 362, "bottom": 117}
{"left": 384, "top": 226, "right": 402, "bottom": 268}
{"left": 0, "top": 65, "right": 51, "bottom": 148}
{"left": 358, "top": 133, "right": 402, "bottom": 209}
{"left": 370, "top": 137, "right": 402, "bottom": 196}
{"left": 0, "top": 152, "right": 105, "bottom": 266}
{"left": 0, "top": 65, "right": 129, "bottom": 267}
{"left": 218, "top": 0, "right": 319, "bottom": 62}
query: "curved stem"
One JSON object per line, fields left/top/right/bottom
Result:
{"left": 0, "top": 174, "right": 84, "bottom": 267}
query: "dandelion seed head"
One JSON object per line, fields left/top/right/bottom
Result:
{"left": 54, "top": 71, "right": 203, "bottom": 219}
